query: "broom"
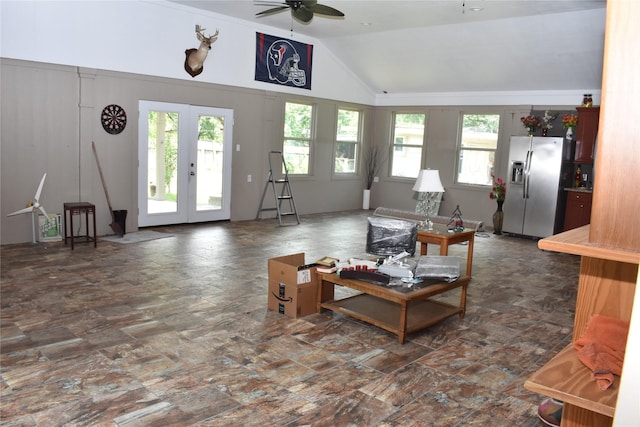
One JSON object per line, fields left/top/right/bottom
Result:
{"left": 92, "top": 141, "right": 124, "bottom": 237}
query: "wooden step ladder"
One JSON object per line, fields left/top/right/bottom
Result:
{"left": 256, "top": 151, "right": 300, "bottom": 225}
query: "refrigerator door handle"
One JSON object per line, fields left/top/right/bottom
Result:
{"left": 524, "top": 150, "right": 533, "bottom": 199}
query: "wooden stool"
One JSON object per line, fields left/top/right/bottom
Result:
{"left": 64, "top": 202, "right": 97, "bottom": 249}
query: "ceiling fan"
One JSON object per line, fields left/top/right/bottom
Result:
{"left": 255, "top": 1, "right": 345, "bottom": 23}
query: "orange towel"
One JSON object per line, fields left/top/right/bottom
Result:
{"left": 574, "top": 314, "right": 630, "bottom": 390}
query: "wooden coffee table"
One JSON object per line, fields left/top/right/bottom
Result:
{"left": 316, "top": 272, "right": 470, "bottom": 344}
{"left": 417, "top": 225, "right": 475, "bottom": 276}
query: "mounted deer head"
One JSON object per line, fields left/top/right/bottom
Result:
{"left": 184, "top": 25, "right": 219, "bottom": 77}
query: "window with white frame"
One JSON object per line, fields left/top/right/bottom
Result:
{"left": 283, "top": 102, "right": 314, "bottom": 174}
{"left": 456, "top": 113, "right": 500, "bottom": 185}
{"left": 335, "top": 108, "right": 361, "bottom": 174}
{"left": 390, "top": 113, "right": 425, "bottom": 178}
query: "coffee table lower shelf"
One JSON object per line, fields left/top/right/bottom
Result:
{"left": 320, "top": 293, "right": 461, "bottom": 343}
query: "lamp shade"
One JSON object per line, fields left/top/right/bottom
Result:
{"left": 412, "top": 169, "right": 445, "bottom": 193}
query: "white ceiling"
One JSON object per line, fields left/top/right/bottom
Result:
{"left": 169, "top": 0, "right": 607, "bottom": 95}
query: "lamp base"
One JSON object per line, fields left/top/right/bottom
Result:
{"left": 415, "top": 192, "right": 442, "bottom": 217}
{"left": 418, "top": 216, "right": 434, "bottom": 230}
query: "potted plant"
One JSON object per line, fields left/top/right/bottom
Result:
{"left": 362, "top": 145, "right": 384, "bottom": 210}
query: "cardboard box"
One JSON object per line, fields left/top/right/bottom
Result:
{"left": 268, "top": 253, "right": 319, "bottom": 318}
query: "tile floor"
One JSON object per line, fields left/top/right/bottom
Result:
{"left": 0, "top": 210, "right": 580, "bottom": 426}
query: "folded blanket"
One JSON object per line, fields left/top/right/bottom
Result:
{"left": 574, "top": 314, "right": 630, "bottom": 390}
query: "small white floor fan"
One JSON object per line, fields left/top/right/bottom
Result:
{"left": 7, "top": 173, "right": 50, "bottom": 243}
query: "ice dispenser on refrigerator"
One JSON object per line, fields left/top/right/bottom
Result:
{"left": 511, "top": 161, "right": 524, "bottom": 185}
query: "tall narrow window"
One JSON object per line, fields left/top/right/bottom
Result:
{"left": 456, "top": 113, "right": 500, "bottom": 185}
{"left": 390, "top": 113, "right": 425, "bottom": 178}
{"left": 283, "top": 102, "right": 314, "bottom": 175}
{"left": 335, "top": 108, "right": 361, "bottom": 174}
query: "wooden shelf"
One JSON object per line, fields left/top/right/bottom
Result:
{"left": 525, "top": 344, "right": 618, "bottom": 418}
{"left": 527, "top": 225, "right": 639, "bottom": 426}
{"left": 538, "top": 225, "right": 640, "bottom": 265}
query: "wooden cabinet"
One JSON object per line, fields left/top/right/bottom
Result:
{"left": 525, "top": 2, "right": 640, "bottom": 425}
{"left": 525, "top": 229, "right": 638, "bottom": 427}
{"left": 574, "top": 107, "right": 600, "bottom": 164}
{"left": 563, "top": 191, "right": 592, "bottom": 231}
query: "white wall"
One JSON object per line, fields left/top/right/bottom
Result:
{"left": 1, "top": 1, "right": 604, "bottom": 107}
{"left": 0, "top": 0, "right": 602, "bottom": 243}
{"left": 0, "top": 0, "right": 375, "bottom": 105}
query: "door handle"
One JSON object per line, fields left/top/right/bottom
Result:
{"left": 190, "top": 171, "right": 195, "bottom": 176}
{"left": 523, "top": 150, "right": 533, "bottom": 199}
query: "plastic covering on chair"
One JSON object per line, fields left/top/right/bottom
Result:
{"left": 366, "top": 216, "right": 418, "bottom": 257}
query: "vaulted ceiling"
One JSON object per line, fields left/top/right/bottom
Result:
{"left": 169, "top": 1, "right": 607, "bottom": 95}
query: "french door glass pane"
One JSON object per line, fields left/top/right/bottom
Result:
{"left": 196, "top": 115, "right": 224, "bottom": 210}
{"left": 148, "top": 111, "right": 179, "bottom": 214}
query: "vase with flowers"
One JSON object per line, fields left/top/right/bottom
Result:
{"left": 541, "top": 110, "right": 558, "bottom": 137}
{"left": 521, "top": 115, "right": 540, "bottom": 136}
{"left": 563, "top": 113, "right": 578, "bottom": 140}
{"left": 490, "top": 174, "right": 506, "bottom": 235}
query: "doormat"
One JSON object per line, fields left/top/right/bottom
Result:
{"left": 101, "top": 231, "right": 174, "bottom": 244}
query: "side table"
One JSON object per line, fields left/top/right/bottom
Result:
{"left": 416, "top": 225, "right": 475, "bottom": 276}
{"left": 64, "top": 202, "right": 97, "bottom": 249}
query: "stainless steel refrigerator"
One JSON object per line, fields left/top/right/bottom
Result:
{"left": 502, "top": 136, "right": 571, "bottom": 238}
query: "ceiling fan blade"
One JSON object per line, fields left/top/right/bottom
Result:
{"left": 7, "top": 206, "right": 34, "bottom": 216}
{"left": 256, "top": 6, "right": 289, "bottom": 17}
{"left": 34, "top": 173, "right": 47, "bottom": 201}
{"left": 310, "top": 4, "right": 344, "bottom": 17}
{"left": 293, "top": 7, "right": 314, "bottom": 22}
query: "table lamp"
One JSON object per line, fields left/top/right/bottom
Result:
{"left": 412, "top": 169, "right": 445, "bottom": 230}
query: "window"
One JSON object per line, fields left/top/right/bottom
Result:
{"left": 390, "top": 113, "right": 425, "bottom": 178}
{"left": 456, "top": 113, "right": 500, "bottom": 185}
{"left": 335, "top": 108, "right": 361, "bottom": 174}
{"left": 283, "top": 102, "right": 314, "bottom": 174}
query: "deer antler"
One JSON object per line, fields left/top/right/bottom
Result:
{"left": 195, "top": 25, "right": 219, "bottom": 43}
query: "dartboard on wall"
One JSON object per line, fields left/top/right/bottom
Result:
{"left": 100, "top": 104, "right": 127, "bottom": 134}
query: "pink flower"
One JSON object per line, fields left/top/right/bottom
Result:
{"left": 490, "top": 175, "right": 506, "bottom": 202}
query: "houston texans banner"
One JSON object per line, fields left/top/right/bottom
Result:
{"left": 255, "top": 32, "right": 313, "bottom": 90}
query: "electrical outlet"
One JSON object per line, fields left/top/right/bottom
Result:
{"left": 373, "top": 176, "right": 379, "bottom": 183}
{"left": 247, "top": 174, "right": 252, "bottom": 183}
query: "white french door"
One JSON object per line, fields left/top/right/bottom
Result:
{"left": 138, "top": 101, "right": 233, "bottom": 227}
